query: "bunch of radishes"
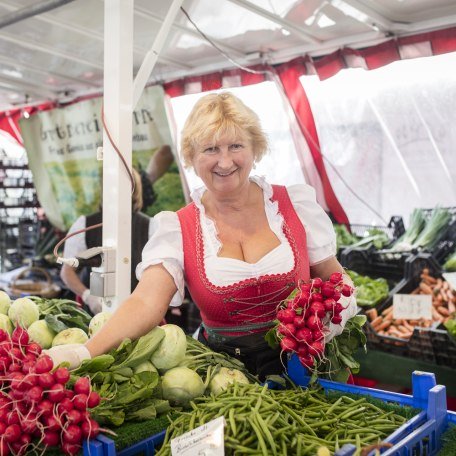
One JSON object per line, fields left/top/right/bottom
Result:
{"left": 0, "top": 327, "right": 101, "bottom": 455}
{"left": 276, "top": 272, "right": 354, "bottom": 370}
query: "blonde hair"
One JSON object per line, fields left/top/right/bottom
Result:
{"left": 132, "top": 168, "right": 143, "bottom": 212}
{"left": 180, "top": 92, "right": 268, "bottom": 167}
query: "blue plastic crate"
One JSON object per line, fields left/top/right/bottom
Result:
{"left": 288, "top": 354, "right": 449, "bottom": 455}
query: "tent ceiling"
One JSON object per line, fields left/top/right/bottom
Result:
{"left": 0, "top": 0, "right": 455, "bottom": 110}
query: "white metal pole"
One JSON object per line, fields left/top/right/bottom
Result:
{"left": 132, "top": 0, "right": 184, "bottom": 109}
{"left": 102, "top": 0, "right": 133, "bottom": 310}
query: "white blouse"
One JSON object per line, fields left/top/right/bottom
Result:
{"left": 136, "top": 176, "right": 337, "bottom": 307}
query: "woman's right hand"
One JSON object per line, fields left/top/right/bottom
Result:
{"left": 43, "top": 344, "right": 91, "bottom": 370}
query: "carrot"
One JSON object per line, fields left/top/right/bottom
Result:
{"left": 381, "top": 306, "right": 393, "bottom": 316}
{"left": 420, "top": 273, "right": 437, "bottom": 285}
{"left": 419, "top": 282, "right": 433, "bottom": 295}
{"left": 377, "top": 320, "right": 391, "bottom": 331}
{"left": 365, "top": 308, "right": 378, "bottom": 321}
{"left": 437, "top": 306, "right": 450, "bottom": 317}
{"left": 432, "top": 308, "right": 443, "bottom": 322}
{"left": 371, "top": 316, "right": 383, "bottom": 328}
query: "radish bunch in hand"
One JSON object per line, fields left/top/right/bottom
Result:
{"left": 275, "top": 273, "right": 354, "bottom": 370}
{"left": 0, "top": 327, "right": 101, "bottom": 456}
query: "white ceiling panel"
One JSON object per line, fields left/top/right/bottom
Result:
{"left": 0, "top": 0, "right": 453, "bottom": 110}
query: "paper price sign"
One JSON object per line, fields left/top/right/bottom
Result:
{"left": 171, "top": 416, "right": 225, "bottom": 456}
{"left": 393, "top": 294, "right": 432, "bottom": 320}
{"left": 443, "top": 272, "right": 456, "bottom": 291}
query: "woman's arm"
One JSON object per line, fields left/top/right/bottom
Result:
{"left": 85, "top": 263, "right": 178, "bottom": 357}
{"left": 310, "top": 256, "right": 348, "bottom": 282}
{"left": 60, "top": 263, "right": 87, "bottom": 296}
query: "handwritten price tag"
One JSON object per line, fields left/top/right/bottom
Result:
{"left": 393, "top": 294, "right": 432, "bottom": 320}
{"left": 171, "top": 416, "right": 225, "bottom": 456}
{"left": 443, "top": 272, "right": 456, "bottom": 291}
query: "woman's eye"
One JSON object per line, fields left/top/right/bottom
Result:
{"left": 230, "top": 144, "right": 243, "bottom": 150}
{"left": 203, "top": 147, "right": 217, "bottom": 153}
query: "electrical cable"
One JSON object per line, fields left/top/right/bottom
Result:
{"left": 180, "top": 7, "right": 270, "bottom": 76}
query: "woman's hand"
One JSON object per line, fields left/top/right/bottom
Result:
{"left": 43, "top": 344, "right": 91, "bottom": 370}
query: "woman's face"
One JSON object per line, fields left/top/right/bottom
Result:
{"left": 192, "top": 132, "right": 255, "bottom": 197}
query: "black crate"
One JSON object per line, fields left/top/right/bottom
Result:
{"left": 364, "top": 257, "right": 456, "bottom": 367}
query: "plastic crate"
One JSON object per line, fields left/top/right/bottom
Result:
{"left": 84, "top": 429, "right": 166, "bottom": 456}
{"left": 287, "top": 358, "right": 449, "bottom": 456}
{"left": 364, "top": 257, "right": 456, "bottom": 367}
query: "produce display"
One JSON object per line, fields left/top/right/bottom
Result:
{"left": 390, "top": 207, "right": 452, "bottom": 252}
{"left": 266, "top": 274, "right": 367, "bottom": 383}
{"left": 346, "top": 270, "right": 389, "bottom": 308}
{"left": 157, "top": 382, "right": 413, "bottom": 456}
{"left": 0, "top": 292, "right": 91, "bottom": 349}
{"left": 365, "top": 268, "right": 456, "bottom": 340}
{"left": 443, "top": 250, "right": 456, "bottom": 271}
{"left": 0, "top": 327, "right": 101, "bottom": 455}
{"left": 334, "top": 225, "right": 390, "bottom": 250}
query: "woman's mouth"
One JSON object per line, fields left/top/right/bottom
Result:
{"left": 214, "top": 169, "right": 237, "bottom": 177}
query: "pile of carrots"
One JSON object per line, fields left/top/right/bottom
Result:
{"left": 365, "top": 268, "right": 456, "bottom": 341}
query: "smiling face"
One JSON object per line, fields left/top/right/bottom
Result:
{"left": 192, "top": 131, "right": 255, "bottom": 197}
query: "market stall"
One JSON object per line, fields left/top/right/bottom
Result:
{"left": 1, "top": 0, "right": 456, "bottom": 455}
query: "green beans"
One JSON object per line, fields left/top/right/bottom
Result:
{"left": 156, "top": 383, "right": 411, "bottom": 456}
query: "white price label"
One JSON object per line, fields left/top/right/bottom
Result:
{"left": 171, "top": 416, "right": 225, "bottom": 456}
{"left": 393, "top": 294, "right": 432, "bottom": 320}
{"left": 443, "top": 272, "right": 456, "bottom": 291}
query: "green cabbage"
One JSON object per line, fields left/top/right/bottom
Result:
{"left": 150, "top": 324, "right": 187, "bottom": 371}
{"left": 28, "top": 319, "right": 56, "bottom": 349}
{"left": 0, "top": 291, "right": 11, "bottom": 315}
{"left": 52, "top": 327, "right": 89, "bottom": 346}
{"left": 88, "top": 311, "right": 112, "bottom": 338}
{"left": 8, "top": 297, "right": 39, "bottom": 328}
{"left": 0, "top": 314, "right": 13, "bottom": 335}
{"left": 209, "top": 367, "right": 250, "bottom": 395}
{"left": 162, "top": 367, "right": 205, "bottom": 407}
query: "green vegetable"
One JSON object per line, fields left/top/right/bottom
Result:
{"left": 150, "top": 324, "right": 187, "bottom": 371}
{"left": 334, "top": 224, "right": 359, "bottom": 248}
{"left": 88, "top": 311, "right": 112, "bottom": 337}
{"left": 8, "top": 297, "right": 40, "bottom": 328}
{"left": 209, "top": 367, "right": 250, "bottom": 395}
{"left": 412, "top": 207, "right": 452, "bottom": 249}
{"left": 0, "top": 314, "right": 13, "bottom": 334}
{"left": 52, "top": 327, "right": 88, "bottom": 346}
{"left": 0, "top": 290, "right": 11, "bottom": 315}
{"left": 347, "top": 270, "right": 389, "bottom": 307}
{"left": 162, "top": 366, "right": 205, "bottom": 407}
{"left": 443, "top": 250, "right": 456, "bottom": 272}
{"left": 444, "top": 318, "right": 456, "bottom": 340}
{"left": 27, "top": 319, "right": 56, "bottom": 348}
{"left": 391, "top": 208, "right": 426, "bottom": 251}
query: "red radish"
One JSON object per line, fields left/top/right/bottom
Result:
{"left": 26, "top": 342, "right": 42, "bottom": 356}
{"left": 298, "top": 354, "right": 314, "bottom": 369}
{"left": 0, "top": 422, "right": 6, "bottom": 434}
{"left": 47, "top": 383, "right": 66, "bottom": 403}
{"left": 62, "top": 442, "right": 82, "bottom": 455}
{"left": 311, "top": 277, "right": 323, "bottom": 288}
{"left": 296, "top": 344, "right": 308, "bottom": 357}
{"left": 9, "top": 347, "right": 23, "bottom": 362}
{"left": 341, "top": 284, "right": 352, "bottom": 297}
{"left": 43, "top": 415, "right": 61, "bottom": 432}
{"left": 81, "top": 418, "right": 100, "bottom": 439}
{"left": 11, "top": 327, "right": 29, "bottom": 346}
{"left": 312, "top": 330, "right": 325, "bottom": 342}
{"left": 280, "top": 337, "right": 297, "bottom": 352}
{"left": 64, "top": 389, "right": 75, "bottom": 400}
{"left": 293, "top": 316, "right": 306, "bottom": 329}
{"left": 38, "top": 372, "right": 55, "bottom": 389}
{"left": 54, "top": 367, "right": 70, "bottom": 385}
{"left": 333, "top": 289, "right": 341, "bottom": 301}
{"left": 57, "top": 397, "right": 74, "bottom": 414}
{"left": 323, "top": 298, "right": 336, "bottom": 312}
{"left": 25, "top": 385, "right": 43, "bottom": 403}
{"left": 278, "top": 323, "right": 295, "bottom": 336}
{"left": 329, "top": 272, "right": 343, "bottom": 284}
{"left": 298, "top": 292, "right": 310, "bottom": 305}
{"left": 279, "top": 309, "right": 295, "bottom": 324}
{"left": 0, "top": 356, "right": 11, "bottom": 371}
{"left": 308, "top": 340, "right": 325, "bottom": 357}
{"left": 63, "top": 423, "right": 82, "bottom": 444}
{"left": 87, "top": 391, "right": 101, "bottom": 408}
{"left": 334, "top": 303, "right": 344, "bottom": 314}
{"left": 3, "top": 423, "right": 21, "bottom": 442}
{"left": 321, "top": 283, "right": 335, "bottom": 298}
{"left": 310, "top": 293, "right": 323, "bottom": 303}
{"left": 66, "top": 409, "right": 83, "bottom": 424}
{"left": 8, "top": 362, "right": 21, "bottom": 373}
{"left": 309, "top": 302, "right": 326, "bottom": 318}
{"left": 21, "top": 361, "right": 35, "bottom": 374}
{"left": 36, "top": 399, "right": 53, "bottom": 417}
{"left": 331, "top": 315, "right": 343, "bottom": 325}
{"left": 10, "top": 373, "right": 25, "bottom": 391}
{"left": 73, "top": 393, "right": 88, "bottom": 411}
{"left": 21, "top": 373, "right": 38, "bottom": 389}
{"left": 0, "top": 329, "right": 8, "bottom": 342}
{"left": 43, "top": 431, "right": 60, "bottom": 447}
{"left": 34, "top": 355, "right": 53, "bottom": 374}
{"left": 306, "top": 315, "right": 322, "bottom": 331}
{"left": 295, "top": 327, "right": 312, "bottom": 343}
{"left": 21, "top": 414, "right": 38, "bottom": 434}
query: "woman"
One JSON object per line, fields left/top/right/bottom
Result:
{"left": 47, "top": 92, "right": 356, "bottom": 377}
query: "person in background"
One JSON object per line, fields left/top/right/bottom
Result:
{"left": 60, "top": 146, "right": 174, "bottom": 314}
{"left": 49, "top": 92, "right": 357, "bottom": 379}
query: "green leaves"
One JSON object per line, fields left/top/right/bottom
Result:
{"left": 264, "top": 322, "right": 280, "bottom": 350}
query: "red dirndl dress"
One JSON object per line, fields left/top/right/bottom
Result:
{"left": 177, "top": 184, "right": 311, "bottom": 378}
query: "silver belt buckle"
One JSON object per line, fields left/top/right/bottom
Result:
{"left": 235, "top": 348, "right": 241, "bottom": 356}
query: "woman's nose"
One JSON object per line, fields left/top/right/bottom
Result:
{"left": 217, "top": 147, "right": 233, "bottom": 168}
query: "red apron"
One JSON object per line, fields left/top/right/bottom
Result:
{"left": 177, "top": 184, "right": 310, "bottom": 337}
